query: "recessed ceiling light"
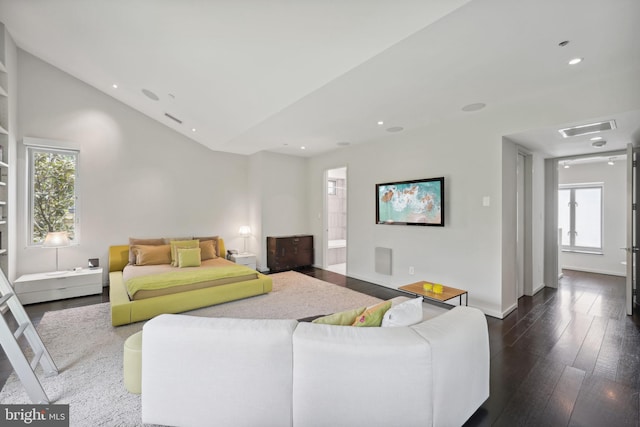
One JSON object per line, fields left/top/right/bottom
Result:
{"left": 568, "top": 57, "right": 583, "bottom": 65}
{"left": 563, "top": 162, "right": 570, "bottom": 169}
{"left": 142, "top": 88, "right": 160, "bottom": 101}
{"left": 377, "top": 121, "right": 384, "bottom": 125}
{"left": 191, "top": 128, "right": 196, "bottom": 132}
{"left": 608, "top": 157, "right": 615, "bottom": 165}
{"left": 301, "top": 146, "right": 306, "bottom": 150}
{"left": 386, "top": 126, "right": 404, "bottom": 133}
{"left": 591, "top": 140, "right": 607, "bottom": 148}
{"left": 112, "top": 84, "right": 118, "bottom": 89}
{"left": 590, "top": 136, "right": 603, "bottom": 141}
{"left": 462, "top": 103, "right": 486, "bottom": 112}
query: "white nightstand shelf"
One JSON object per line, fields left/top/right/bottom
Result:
{"left": 229, "top": 253, "right": 257, "bottom": 270}
{"left": 14, "top": 268, "right": 103, "bottom": 304}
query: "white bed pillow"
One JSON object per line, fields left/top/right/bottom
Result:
{"left": 381, "top": 297, "right": 423, "bottom": 327}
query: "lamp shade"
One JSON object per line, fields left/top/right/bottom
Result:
{"left": 42, "top": 231, "right": 71, "bottom": 248}
{"left": 238, "top": 226, "right": 251, "bottom": 237}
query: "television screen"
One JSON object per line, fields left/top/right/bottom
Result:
{"left": 376, "top": 177, "right": 444, "bottom": 226}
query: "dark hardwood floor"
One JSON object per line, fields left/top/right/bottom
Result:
{"left": 1, "top": 268, "right": 638, "bottom": 426}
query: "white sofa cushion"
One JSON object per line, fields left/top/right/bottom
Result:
{"left": 411, "top": 306, "right": 490, "bottom": 427}
{"left": 142, "top": 314, "right": 298, "bottom": 427}
{"left": 381, "top": 297, "right": 424, "bottom": 327}
{"left": 292, "top": 322, "right": 433, "bottom": 427}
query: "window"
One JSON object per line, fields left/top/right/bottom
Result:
{"left": 328, "top": 179, "right": 337, "bottom": 195}
{"left": 558, "top": 184, "right": 602, "bottom": 252}
{"left": 27, "top": 147, "right": 79, "bottom": 245}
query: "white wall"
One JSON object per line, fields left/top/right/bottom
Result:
{"left": 558, "top": 159, "right": 626, "bottom": 276}
{"left": 308, "top": 67, "right": 639, "bottom": 318}
{"left": 248, "top": 151, "right": 309, "bottom": 271}
{"left": 15, "top": 51, "right": 252, "bottom": 283}
{"left": 11, "top": 37, "right": 640, "bottom": 315}
{"left": 308, "top": 113, "right": 505, "bottom": 317}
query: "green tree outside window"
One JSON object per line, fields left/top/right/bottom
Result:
{"left": 28, "top": 147, "right": 78, "bottom": 244}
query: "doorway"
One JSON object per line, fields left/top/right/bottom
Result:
{"left": 554, "top": 152, "right": 627, "bottom": 289}
{"left": 325, "top": 167, "right": 347, "bottom": 275}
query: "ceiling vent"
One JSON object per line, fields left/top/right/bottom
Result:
{"left": 558, "top": 120, "right": 616, "bottom": 138}
{"left": 164, "top": 113, "right": 183, "bottom": 124}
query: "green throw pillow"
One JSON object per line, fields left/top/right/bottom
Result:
{"left": 312, "top": 306, "right": 367, "bottom": 325}
{"left": 177, "top": 247, "right": 202, "bottom": 268}
{"left": 170, "top": 239, "right": 199, "bottom": 266}
{"left": 352, "top": 300, "right": 392, "bottom": 327}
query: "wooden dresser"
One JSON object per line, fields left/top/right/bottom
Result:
{"left": 267, "top": 235, "right": 314, "bottom": 272}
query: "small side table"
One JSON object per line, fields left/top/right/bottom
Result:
{"left": 229, "top": 253, "right": 257, "bottom": 270}
{"left": 398, "top": 281, "right": 468, "bottom": 306}
{"left": 14, "top": 268, "right": 103, "bottom": 304}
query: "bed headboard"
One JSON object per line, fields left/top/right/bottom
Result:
{"left": 109, "top": 238, "right": 227, "bottom": 273}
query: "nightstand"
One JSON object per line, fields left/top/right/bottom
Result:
{"left": 14, "top": 268, "right": 103, "bottom": 304}
{"left": 229, "top": 253, "right": 257, "bottom": 270}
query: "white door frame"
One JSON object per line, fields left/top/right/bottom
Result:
{"left": 516, "top": 152, "right": 526, "bottom": 298}
{"left": 323, "top": 166, "right": 348, "bottom": 271}
{"left": 626, "top": 143, "right": 636, "bottom": 315}
{"left": 545, "top": 150, "right": 628, "bottom": 293}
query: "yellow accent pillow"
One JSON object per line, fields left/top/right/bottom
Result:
{"left": 132, "top": 244, "right": 171, "bottom": 266}
{"left": 194, "top": 236, "right": 219, "bottom": 257}
{"left": 177, "top": 247, "right": 201, "bottom": 268}
{"left": 199, "top": 240, "right": 217, "bottom": 260}
{"left": 128, "top": 237, "right": 164, "bottom": 264}
{"left": 351, "top": 300, "right": 392, "bottom": 327}
{"left": 312, "top": 306, "right": 367, "bottom": 325}
{"left": 170, "top": 240, "right": 199, "bottom": 267}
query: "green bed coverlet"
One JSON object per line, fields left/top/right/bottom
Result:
{"left": 125, "top": 265, "right": 256, "bottom": 296}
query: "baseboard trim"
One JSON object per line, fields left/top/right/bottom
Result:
{"left": 501, "top": 302, "right": 518, "bottom": 318}
{"left": 561, "top": 266, "right": 626, "bottom": 277}
{"left": 532, "top": 283, "right": 546, "bottom": 294}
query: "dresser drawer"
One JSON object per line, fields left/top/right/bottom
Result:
{"left": 267, "top": 235, "right": 314, "bottom": 272}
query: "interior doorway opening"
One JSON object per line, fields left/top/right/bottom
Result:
{"left": 555, "top": 152, "right": 627, "bottom": 283}
{"left": 325, "top": 167, "right": 347, "bottom": 275}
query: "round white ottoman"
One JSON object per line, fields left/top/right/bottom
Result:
{"left": 123, "top": 331, "right": 142, "bottom": 394}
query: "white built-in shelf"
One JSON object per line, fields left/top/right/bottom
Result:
{"left": 0, "top": 201, "right": 6, "bottom": 206}
{"left": 0, "top": 221, "right": 6, "bottom": 225}
{"left": 0, "top": 125, "right": 7, "bottom": 135}
{"left": 0, "top": 161, "right": 8, "bottom": 168}
{"left": 0, "top": 181, "right": 6, "bottom": 187}
{"left": 0, "top": 61, "right": 6, "bottom": 73}
{"left": 0, "top": 249, "right": 6, "bottom": 255}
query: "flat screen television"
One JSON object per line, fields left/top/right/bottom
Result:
{"left": 376, "top": 177, "right": 444, "bottom": 226}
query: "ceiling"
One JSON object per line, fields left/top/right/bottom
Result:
{"left": 1, "top": 0, "right": 639, "bottom": 158}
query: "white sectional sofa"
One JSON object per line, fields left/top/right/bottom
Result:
{"left": 141, "top": 305, "right": 490, "bottom": 427}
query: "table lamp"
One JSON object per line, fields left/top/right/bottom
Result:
{"left": 42, "top": 231, "right": 71, "bottom": 275}
{"left": 238, "top": 226, "right": 251, "bottom": 254}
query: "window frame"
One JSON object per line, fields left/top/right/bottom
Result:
{"left": 558, "top": 183, "right": 603, "bottom": 253}
{"left": 27, "top": 145, "right": 80, "bottom": 247}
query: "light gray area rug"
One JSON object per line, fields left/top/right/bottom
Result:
{"left": 0, "top": 271, "right": 382, "bottom": 426}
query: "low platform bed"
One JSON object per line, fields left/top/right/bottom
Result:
{"left": 109, "top": 238, "right": 272, "bottom": 326}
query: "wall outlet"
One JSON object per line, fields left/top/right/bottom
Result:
{"left": 409, "top": 266, "right": 415, "bottom": 275}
